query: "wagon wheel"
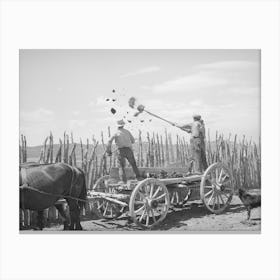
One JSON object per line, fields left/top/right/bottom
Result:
{"left": 129, "top": 178, "right": 170, "bottom": 229}
{"left": 200, "top": 162, "right": 233, "bottom": 214}
{"left": 93, "top": 175, "right": 123, "bottom": 219}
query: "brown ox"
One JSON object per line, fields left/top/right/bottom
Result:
{"left": 20, "top": 163, "right": 87, "bottom": 230}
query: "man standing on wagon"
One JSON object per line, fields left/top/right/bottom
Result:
{"left": 178, "top": 114, "right": 207, "bottom": 173}
{"left": 106, "top": 119, "right": 141, "bottom": 183}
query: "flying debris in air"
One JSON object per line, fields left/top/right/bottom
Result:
{"left": 140, "top": 120, "right": 144, "bottom": 123}
{"left": 112, "top": 99, "right": 116, "bottom": 102}
{"left": 128, "top": 97, "right": 136, "bottom": 108}
{"left": 106, "top": 98, "right": 110, "bottom": 101}
{"left": 112, "top": 89, "right": 115, "bottom": 93}
{"left": 127, "top": 120, "right": 132, "bottom": 123}
{"left": 110, "top": 108, "right": 116, "bottom": 114}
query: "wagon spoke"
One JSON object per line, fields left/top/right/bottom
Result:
{"left": 151, "top": 207, "right": 160, "bottom": 216}
{"left": 96, "top": 200, "right": 100, "bottom": 209}
{"left": 146, "top": 209, "right": 150, "bottom": 226}
{"left": 218, "top": 169, "right": 224, "bottom": 183}
{"left": 211, "top": 170, "right": 218, "bottom": 183}
{"left": 205, "top": 189, "right": 213, "bottom": 197}
{"left": 221, "top": 192, "right": 229, "bottom": 199}
{"left": 151, "top": 209, "right": 157, "bottom": 223}
{"left": 216, "top": 194, "right": 220, "bottom": 208}
{"left": 204, "top": 185, "right": 214, "bottom": 189}
{"left": 218, "top": 193, "right": 225, "bottom": 205}
{"left": 175, "top": 192, "right": 179, "bottom": 203}
{"left": 170, "top": 192, "right": 175, "bottom": 204}
{"left": 134, "top": 200, "right": 145, "bottom": 206}
{"left": 140, "top": 185, "right": 146, "bottom": 195}
{"left": 97, "top": 201, "right": 105, "bottom": 210}
{"left": 221, "top": 174, "right": 230, "bottom": 184}
{"left": 135, "top": 205, "right": 145, "bottom": 214}
{"left": 146, "top": 184, "right": 151, "bottom": 195}
{"left": 139, "top": 209, "right": 146, "bottom": 222}
{"left": 154, "top": 193, "right": 166, "bottom": 201}
{"left": 138, "top": 192, "right": 146, "bottom": 200}
{"left": 207, "top": 191, "right": 215, "bottom": 205}
{"left": 216, "top": 169, "right": 219, "bottom": 181}
{"left": 103, "top": 202, "right": 109, "bottom": 216}
{"left": 211, "top": 194, "right": 216, "bottom": 209}
{"left": 149, "top": 183, "right": 154, "bottom": 198}
{"left": 152, "top": 186, "right": 161, "bottom": 198}
{"left": 142, "top": 185, "right": 148, "bottom": 195}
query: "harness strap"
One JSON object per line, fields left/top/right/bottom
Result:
{"left": 19, "top": 184, "right": 87, "bottom": 203}
{"left": 19, "top": 167, "right": 28, "bottom": 217}
{"left": 69, "top": 165, "right": 75, "bottom": 198}
{"left": 20, "top": 167, "right": 28, "bottom": 184}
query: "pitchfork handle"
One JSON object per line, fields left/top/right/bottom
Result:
{"left": 144, "top": 109, "right": 189, "bottom": 132}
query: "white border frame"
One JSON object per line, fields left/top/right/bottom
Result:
{"left": 1, "top": 1, "right": 280, "bottom": 280}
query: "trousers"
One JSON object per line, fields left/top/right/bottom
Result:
{"left": 190, "top": 137, "right": 203, "bottom": 173}
{"left": 200, "top": 137, "right": 208, "bottom": 171}
{"left": 117, "top": 147, "right": 141, "bottom": 182}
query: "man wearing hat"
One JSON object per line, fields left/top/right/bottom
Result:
{"left": 106, "top": 119, "right": 141, "bottom": 183}
{"left": 178, "top": 114, "right": 206, "bottom": 173}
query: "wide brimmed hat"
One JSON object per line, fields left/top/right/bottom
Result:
{"left": 117, "top": 119, "right": 125, "bottom": 127}
{"left": 192, "top": 114, "right": 201, "bottom": 120}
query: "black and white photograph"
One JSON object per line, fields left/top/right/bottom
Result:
{"left": 19, "top": 49, "right": 261, "bottom": 232}
{"left": 1, "top": 1, "right": 280, "bottom": 280}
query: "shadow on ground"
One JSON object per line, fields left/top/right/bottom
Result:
{"left": 82, "top": 201, "right": 247, "bottom": 231}
{"left": 154, "top": 202, "right": 245, "bottom": 230}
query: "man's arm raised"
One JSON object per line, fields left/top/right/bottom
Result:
{"left": 106, "top": 135, "right": 115, "bottom": 155}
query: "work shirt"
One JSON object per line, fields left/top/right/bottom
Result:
{"left": 191, "top": 121, "right": 201, "bottom": 137}
{"left": 181, "top": 121, "right": 201, "bottom": 138}
{"left": 109, "top": 128, "right": 135, "bottom": 149}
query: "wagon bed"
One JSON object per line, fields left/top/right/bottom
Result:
{"left": 88, "top": 162, "right": 234, "bottom": 229}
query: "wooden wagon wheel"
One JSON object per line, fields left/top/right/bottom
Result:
{"left": 92, "top": 175, "right": 123, "bottom": 219}
{"left": 129, "top": 178, "right": 170, "bottom": 229}
{"left": 200, "top": 162, "right": 234, "bottom": 214}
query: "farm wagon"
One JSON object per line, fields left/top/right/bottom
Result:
{"left": 88, "top": 162, "right": 234, "bottom": 229}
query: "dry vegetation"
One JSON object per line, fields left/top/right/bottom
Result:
{"left": 20, "top": 128, "right": 261, "bottom": 190}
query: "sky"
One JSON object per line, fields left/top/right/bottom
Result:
{"left": 20, "top": 49, "right": 260, "bottom": 146}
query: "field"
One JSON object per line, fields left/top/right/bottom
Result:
{"left": 19, "top": 129, "right": 261, "bottom": 231}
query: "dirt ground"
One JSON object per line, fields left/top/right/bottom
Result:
{"left": 33, "top": 195, "right": 260, "bottom": 233}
